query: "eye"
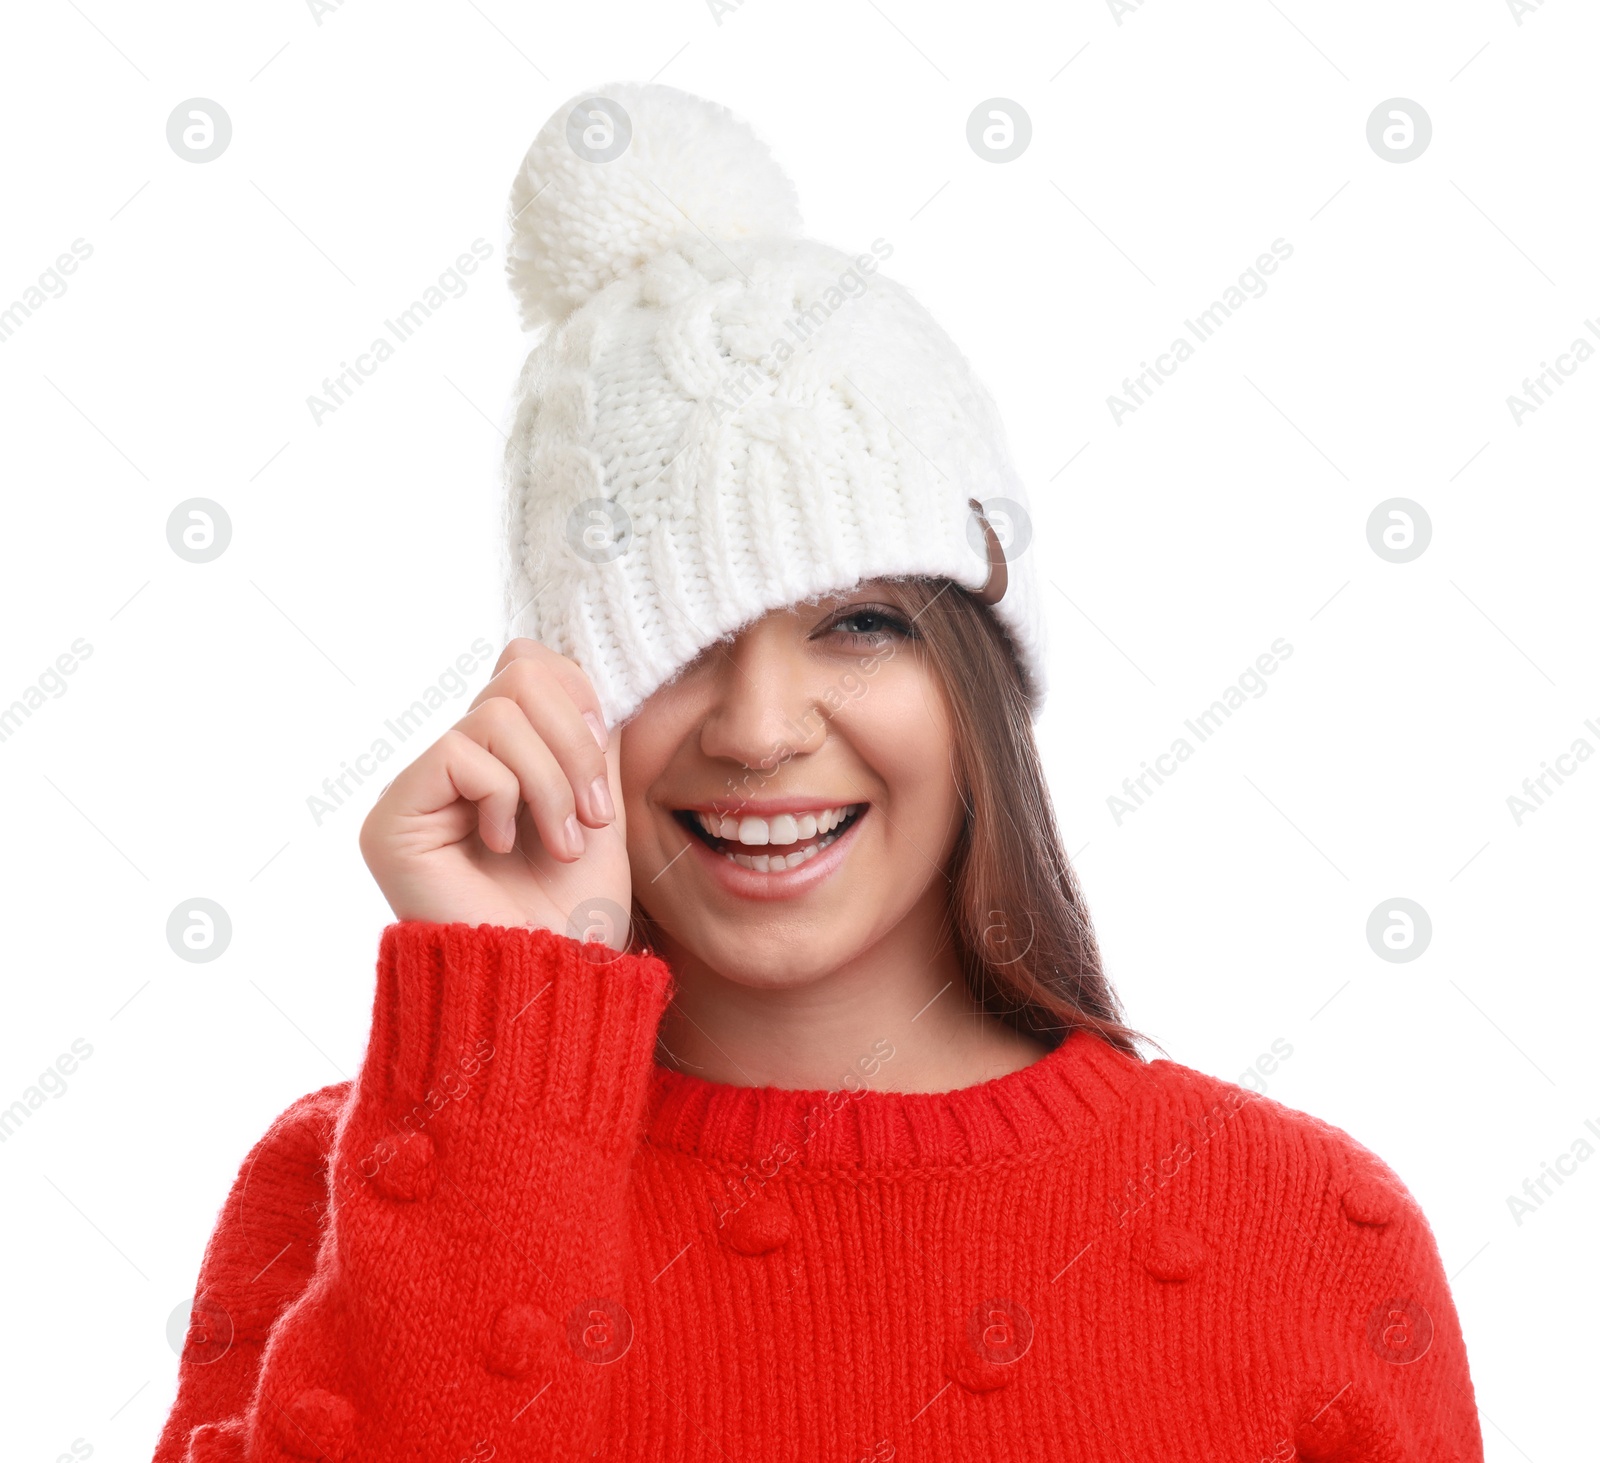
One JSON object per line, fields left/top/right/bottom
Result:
{"left": 821, "top": 604, "right": 916, "bottom": 647}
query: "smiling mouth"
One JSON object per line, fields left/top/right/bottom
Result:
{"left": 674, "top": 803, "right": 868, "bottom": 873}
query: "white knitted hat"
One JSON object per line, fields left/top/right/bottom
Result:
{"left": 501, "top": 81, "right": 1047, "bottom": 731}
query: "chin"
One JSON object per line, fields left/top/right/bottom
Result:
{"left": 665, "top": 918, "right": 857, "bottom": 991}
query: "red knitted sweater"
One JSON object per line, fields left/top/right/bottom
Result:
{"left": 154, "top": 921, "right": 1483, "bottom": 1462}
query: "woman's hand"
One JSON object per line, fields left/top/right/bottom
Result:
{"left": 359, "top": 640, "right": 632, "bottom": 944}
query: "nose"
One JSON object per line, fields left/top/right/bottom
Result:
{"left": 696, "top": 623, "right": 828, "bottom": 772}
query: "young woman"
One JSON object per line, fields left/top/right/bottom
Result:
{"left": 154, "top": 84, "right": 1483, "bottom": 1463}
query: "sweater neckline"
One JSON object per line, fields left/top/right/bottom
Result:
{"left": 642, "top": 1027, "right": 1142, "bottom": 1170}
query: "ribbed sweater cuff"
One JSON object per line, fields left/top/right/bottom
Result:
{"left": 354, "top": 921, "right": 675, "bottom": 1157}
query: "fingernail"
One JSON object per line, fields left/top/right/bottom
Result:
{"left": 583, "top": 711, "right": 607, "bottom": 751}
{"left": 589, "top": 775, "right": 615, "bottom": 822}
{"left": 564, "top": 813, "right": 584, "bottom": 856}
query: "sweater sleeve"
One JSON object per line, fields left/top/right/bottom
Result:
{"left": 151, "top": 920, "right": 675, "bottom": 1463}
{"left": 1284, "top": 1130, "right": 1485, "bottom": 1463}
{"left": 151, "top": 1082, "right": 349, "bottom": 1463}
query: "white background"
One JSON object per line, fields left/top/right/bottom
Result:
{"left": 1, "top": 1, "right": 1594, "bottom": 1458}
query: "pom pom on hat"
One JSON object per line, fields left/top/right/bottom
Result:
{"left": 499, "top": 81, "right": 1051, "bottom": 728}
{"left": 506, "top": 82, "right": 804, "bottom": 330}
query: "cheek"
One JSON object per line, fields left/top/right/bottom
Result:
{"left": 839, "top": 672, "right": 959, "bottom": 827}
{"left": 617, "top": 719, "right": 672, "bottom": 833}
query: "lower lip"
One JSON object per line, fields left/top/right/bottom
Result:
{"left": 680, "top": 809, "right": 868, "bottom": 903}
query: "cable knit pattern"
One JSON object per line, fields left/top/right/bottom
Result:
{"left": 152, "top": 922, "right": 1483, "bottom": 1462}
{"left": 499, "top": 82, "right": 1048, "bottom": 730}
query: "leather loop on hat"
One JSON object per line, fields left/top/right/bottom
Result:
{"left": 968, "top": 498, "right": 1008, "bottom": 606}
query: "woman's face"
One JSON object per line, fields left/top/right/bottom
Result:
{"left": 619, "top": 579, "right": 964, "bottom": 989}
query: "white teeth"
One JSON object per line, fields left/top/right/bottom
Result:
{"left": 726, "top": 831, "right": 842, "bottom": 872}
{"left": 681, "top": 802, "right": 865, "bottom": 874}
{"left": 732, "top": 809, "right": 857, "bottom": 845}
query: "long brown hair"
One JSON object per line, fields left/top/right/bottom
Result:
{"left": 627, "top": 574, "right": 1150, "bottom": 1061}
{"left": 892, "top": 576, "right": 1149, "bottom": 1059}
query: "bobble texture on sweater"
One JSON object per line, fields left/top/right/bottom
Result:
{"left": 152, "top": 922, "right": 1484, "bottom": 1462}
